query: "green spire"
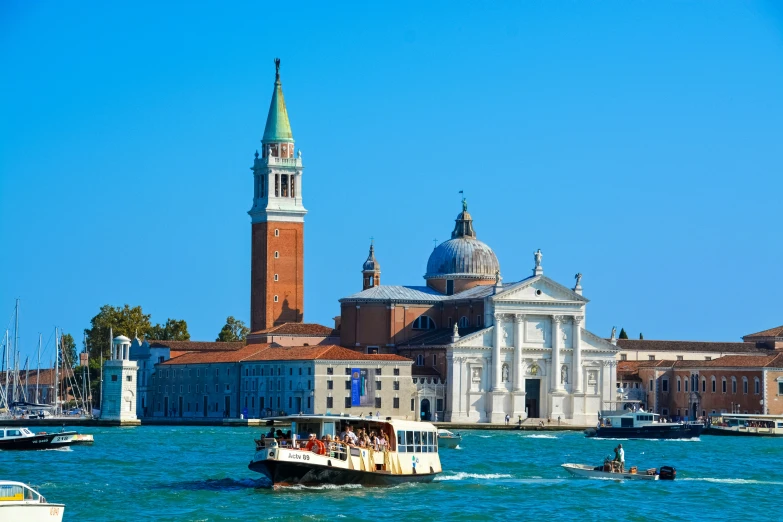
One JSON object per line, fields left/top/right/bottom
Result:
{"left": 262, "top": 58, "right": 294, "bottom": 143}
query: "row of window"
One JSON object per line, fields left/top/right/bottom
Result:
{"left": 325, "top": 396, "right": 412, "bottom": 410}
{"left": 412, "top": 315, "right": 483, "bottom": 330}
{"left": 396, "top": 430, "right": 439, "bottom": 453}
{"left": 657, "top": 376, "right": 761, "bottom": 395}
{"left": 326, "top": 380, "right": 400, "bottom": 391}
{"left": 415, "top": 354, "right": 438, "bottom": 367}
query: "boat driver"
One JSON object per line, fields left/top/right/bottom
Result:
{"left": 617, "top": 444, "right": 625, "bottom": 472}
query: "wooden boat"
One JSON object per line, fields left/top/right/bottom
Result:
{"left": 0, "top": 427, "right": 77, "bottom": 450}
{"left": 0, "top": 481, "right": 65, "bottom": 521}
{"left": 437, "top": 429, "right": 461, "bottom": 448}
{"left": 562, "top": 463, "right": 676, "bottom": 481}
{"left": 707, "top": 414, "right": 783, "bottom": 436}
{"left": 249, "top": 415, "right": 442, "bottom": 487}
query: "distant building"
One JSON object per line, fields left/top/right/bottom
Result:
{"left": 615, "top": 339, "right": 768, "bottom": 362}
{"left": 0, "top": 368, "right": 71, "bottom": 407}
{"left": 743, "top": 324, "right": 783, "bottom": 350}
{"left": 147, "top": 344, "right": 414, "bottom": 420}
{"left": 100, "top": 335, "right": 139, "bottom": 423}
{"left": 246, "top": 323, "right": 340, "bottom": 346}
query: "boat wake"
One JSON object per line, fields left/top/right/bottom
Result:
{"left": 589, "top": 437, "right": 700, "bottom": 442}
{"left": 682, "top": 478, "right": 783, "bottom": 485}
{"left": 524, "top": 434, "right": 557, "bottom": 439}
{"left": 436, "top": 472, "right": 513, "bottom": 481}
{"left": 277, "top": 483, "right": 364, "bottom": 491}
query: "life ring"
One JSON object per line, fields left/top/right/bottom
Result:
{"left": 304, "top": 439, "right": 326, "bottom": 455}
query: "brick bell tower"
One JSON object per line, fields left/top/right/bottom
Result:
{"left": 249, "top": 58, "right": 306, "bottom": 331}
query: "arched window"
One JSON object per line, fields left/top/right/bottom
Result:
{"left": 684, "top": 379, "right": 688, "bottom": 392}
{"left": 722, "top": 378, "right": 727, "bottom": 393}
{"left": 712, "top": 377, "right": 716, "bottom": 393}
{"left": 743, "top": 377, "right": 748, "bottom": 394}
{"left": 416, "top": 354, "right": 424, "bottom": 366}
{"left": 412, "top": 316, "right": 436, "bottom": 330}
{"left": 676, "top": 377, "right": 681, "bottom": 393}
{"left": 476, "top": 315, "right": 483, "bottom": 327}
{"left": 755, "top": 378, "right": 760, "bottom": 395}
{"left": 459, "top": 316, "right": 469, "bottom": 327}
{"left": 732, "top": 377, "right": 737, "bottom": 394}
{"left": 702, "top": 378, "right": 706, "bottom": 393}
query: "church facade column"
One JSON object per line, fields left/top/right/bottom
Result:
{"left": 491, "top": 314, "right": 502, "bottom": 392}
{"left": 445, "top": 352, "right": 455, "bottom": 421}
{"left": 513, "top": 315, "right": 524, "bottom": 392}
{"left": 551, "top": 315, "right": 564, "bottom": 392}
{"left": 572, "top": 316, "right": 583, "bottom": 394}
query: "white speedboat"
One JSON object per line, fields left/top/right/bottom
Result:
{"left": 437, "top": 429, "right": 462, "bottom": 448}
{"left": 0, "top": 427, "right": 78, "bottom": 450}
{"left": 0, "top": 481, "right": 65, "bottom": 521}
{"left": 249, "top": 415, "right": 443, "bottom": 487}
{"left": 562, "top": 462, "right": 676, "bottom": 481}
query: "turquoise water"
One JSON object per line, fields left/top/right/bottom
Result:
{"left": 3, "top": 426, "right": 781, "bottom": 521}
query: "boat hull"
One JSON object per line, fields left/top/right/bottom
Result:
{"left": 562, "top": 464, "right": 659, "bottom": 481}
{"left": 585, "top": 424, "right": 703, "bottom": 439}
{"left": 248, "top": 460, "right": 438, "bottom": 487}
{"left": 0, "top": 503, "right": 65, "bottom": 522}
{"left": 0, "top": 432, "right": 77, "bottom": 450}
{"left": 437, "top": 436, "right": 461, "bottom": 449}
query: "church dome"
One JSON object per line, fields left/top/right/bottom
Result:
{"left": 424, "top": 202, "right": 500, "bottom": 280}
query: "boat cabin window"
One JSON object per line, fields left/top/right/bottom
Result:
{"left": 6, "top": 430, "right": 22, "bottom": 437}
{"left": 397, "top": 430, "right": 437, "bottom": 453}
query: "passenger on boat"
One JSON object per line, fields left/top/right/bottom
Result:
{"left": 616, "top": 444, "right": 625, "bottom": 472}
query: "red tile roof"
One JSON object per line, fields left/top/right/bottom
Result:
{"left": 743, "top": 325, "right": 783, "bottom": 340}
{"left": 616, "top": 339, "right": 767, "bottom": 354}
{"left": 148, "top": 340, "right": 244, "bottom": 352}
{"left": 162, "top": 344, "right": 269, "bottom": 365}
{"left": 161, "top": 344, "right": 411, "bottom": 365}
{"left": 250, "top": 323, "right": 339, "bottom": 336}
{"left": 624, "top": 354, "right": 783, "bottom": 370}
{"left": 0, "top": 368, "right": 74, "bottom": 386}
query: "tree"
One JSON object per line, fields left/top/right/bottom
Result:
{"left": 639, "top": 333, "right": 644, "bottom": 340}
{"left": 60, "top": 333, "right": 77, "bottom": 368}
{"left": 148, "top": 319, "right": 190, "bottom": 341}
{"left": 619, "top": 328, "right": 629, "bottom": 340}
{"left": 216, "top": 316, "right": 249, "bottom": 342}
{"left": 83, "top": 304, "right": 152, "bottom": 361}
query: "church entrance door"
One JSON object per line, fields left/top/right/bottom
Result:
{"left": 421, "top": 399, "right": 431, "bottom": 421}
{"left": 525, "top": 379, "right": 540, "bottom": 418}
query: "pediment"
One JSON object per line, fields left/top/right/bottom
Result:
{"left": 581, "top": 329, "right": 621, "bottom": 353}
{"left": 493, "top": 276, "right": 588, "bottom": 303}
{"left": 451, "top": 326, "right": 493, "bottom": 348}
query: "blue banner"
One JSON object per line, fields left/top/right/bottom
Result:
{"left": 351, "top": 368, "right": 361, "bottom": 406}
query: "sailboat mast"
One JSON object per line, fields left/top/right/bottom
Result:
{"left": 54, "top": 327, "right": 59, "bottom": 415}
{"left": 36, "top": 333, "right": 41, "bottom": 403}
{"left": 3, "top": 330, "right": 8, "bottom": 408}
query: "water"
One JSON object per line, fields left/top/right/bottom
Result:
{"left": 3, "top": 426, "right": 781, "bottom": 521}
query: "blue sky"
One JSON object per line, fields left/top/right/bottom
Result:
{"left": 2, "top": 2, "right": 782, "bottom": 363}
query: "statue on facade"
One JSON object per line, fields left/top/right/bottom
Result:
{"left": 462, "top": 197, "right": 468, "bottom": 212}
{"left": 274, "top": 57, "right": 281, "bottom": 78}
{"left": 495, "top": 269, "right": 500, "bottom": 285}
{"left": 453, "top": 322, "right": 459, "bottom": 337}
{"left": 297, "top": 149, "right": 302, "bottom": 159}
{"left": 611, "top": 326, "right": 617, "bottom": 340}
{"left": 268, "top": 144, "right": 273, "bottom": 157}
{"left": 534, "top": 249, "right": 542, "bottom": 268}
{"left": 561, "top": 365, "right": 568, "bottom": 384}
{"left": 472, "top": 368, "right": 481, "bottom": 382}
{"left": 502, "top": 364, "right": 509, "bottom": 382}
{"left": 575, "top": 273, "right": 583, "bottom": 287}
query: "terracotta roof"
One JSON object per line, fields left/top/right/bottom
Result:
{"left": 743, "top": 325, "right": 783, "bottom": 340}
{"left": 148, "top": 340, "right": 244, "bottom": 352}
{"left": 250, "top": 323, "right": 339, "bottom": 336}
{"left": 616, "top": 339, "right": 767, "bottom": 354}
{"left": 161, "top": 344, "right": 411, "bottom": 365}
{"left": 627, "top": 354, "right": 783, "bottom": 370}
{"left": 0, "top": 368, "right": 75, "bottom": 386}
{"left": 244, "top": 345, "right": 411, "bottom": 362}
{"left": 161, "top": 344, "right": 269, "bottom": 365}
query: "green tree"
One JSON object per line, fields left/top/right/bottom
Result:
{"left": 619, "top": 328, "right": 629, "bottom": 340}
{"left": 216, "top": 316, "right": 249, "bottom": 342}
{"left": 148, "top": 319, "right": 190, "bottom": 341}
{"left": 60, "top": 333, "right": 77, "bottom": 368}
{"left": 83, "top": 304, "right": 152, "bottom": 361}
{"left": 639, "top": 332, "right": 644, "bottom": 340}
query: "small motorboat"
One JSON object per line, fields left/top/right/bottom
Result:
{"left": 0, "top": 427, "right": 78, "bottom": 450}
{"left": 437, "top": 429, "right": 462, "bottom": 449}
{"left": 562, "top": 461, "right": 676, "bottom": 481}
{"left": 0, "top": 481, "right": 65, "bottom": 521}
{"left": 587, "top": 405, "right": 703, "bottom": 440}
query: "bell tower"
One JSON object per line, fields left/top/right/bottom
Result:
{"left": 249, "top": 58, "right": 306, "bottom": 331}
{"left": 362, "top": 241, "right": 381, "bottom": 290}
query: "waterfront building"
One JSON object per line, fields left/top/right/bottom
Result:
{"left": 249, "top": 58, "right": 306, "bottom": 332}
{"left": 619, "top": 353, "right": 783, "bottom": 418}
{"left": 148, "top": 344, "right": 414, "bottom": 419}
{"left": 0, "top": 368, "right": 70, "bottom": 407}
{"left": 615, "top": 339, "right": 769, "bottom": 362}
{"left": 100, "top": 335, "right": 139, "bottom": 423}
{"left": 338, "top": 202, "right": 620, "bottom": 424}
{"left": 130, "top": 338, "right": 243, "bottom": 417}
